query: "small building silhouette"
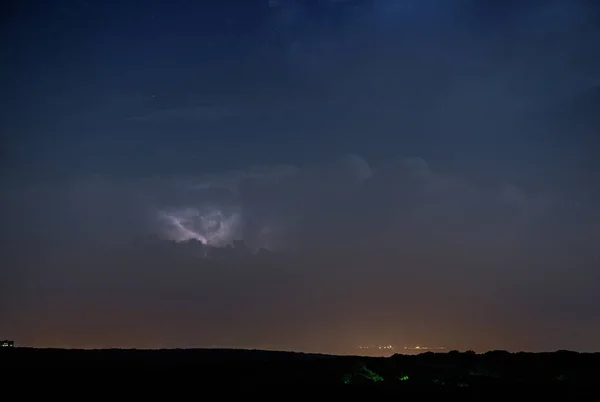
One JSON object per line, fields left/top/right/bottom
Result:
{"left": 1, "top": 340, "right": 14, "bottom": 348}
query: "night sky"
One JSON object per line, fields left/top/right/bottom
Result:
{"left": 1, "top": 0, "right": 599, "bottom": 354}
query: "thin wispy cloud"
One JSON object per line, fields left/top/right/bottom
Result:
{"left": 126, "top": 105, "right": 237, "bottom": 123}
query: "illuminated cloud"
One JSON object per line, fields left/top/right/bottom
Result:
{"left": 158, "top": 206, "right": 241, "bottom": 247}
{"left": 142, "top": 153, "right": 556, "bottom": 255}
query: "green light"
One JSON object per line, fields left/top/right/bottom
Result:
{"left": 399, "top": 375, "right": 409, "bottom": 381}
{"left": 358, "top": 365, "right": 384, "bottom": 383}
{"left": 371, "top": 374, "right": 384, "bottom": 382}
{"left": 343, "top": 374, "right": 352, "bottom": 385}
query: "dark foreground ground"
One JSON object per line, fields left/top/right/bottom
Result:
{"left": 1, "top": 348, "right": 599, "bottom": 395}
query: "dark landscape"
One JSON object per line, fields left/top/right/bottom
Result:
{"left": 2, "top": 347, "right": 599, "bottom": 393}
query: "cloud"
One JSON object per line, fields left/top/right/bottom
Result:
{"left": 0, "top": 153, "right": 580, "bottom": 260}
{"left": 126, "top": 153, "right": 556, "bottom": 256}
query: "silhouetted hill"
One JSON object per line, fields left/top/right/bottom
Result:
{"left": 1, "top": 347, "right": 598, "bottom": 394}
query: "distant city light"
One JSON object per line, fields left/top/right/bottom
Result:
{"left": 357, "top": 344, "right": 394, "bottom": 350}
{"left": 356, "top": 344, "right": 446, "bottom": 354}
{"left": 404, "top": 345, "right": 446, "bottom": 352}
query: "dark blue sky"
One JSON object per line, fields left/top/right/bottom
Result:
{"left": 4, "top": 0, "right": 598, "bottom": 185}
{"left": 1, "top": 0, "right": 599, "bottom": 352}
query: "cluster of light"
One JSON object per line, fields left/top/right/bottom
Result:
{"left": 357, "top": 344, "right": 394, "bottom": 350}
{"left": 403, "top": 345, "right": 446, "bottom": 351}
